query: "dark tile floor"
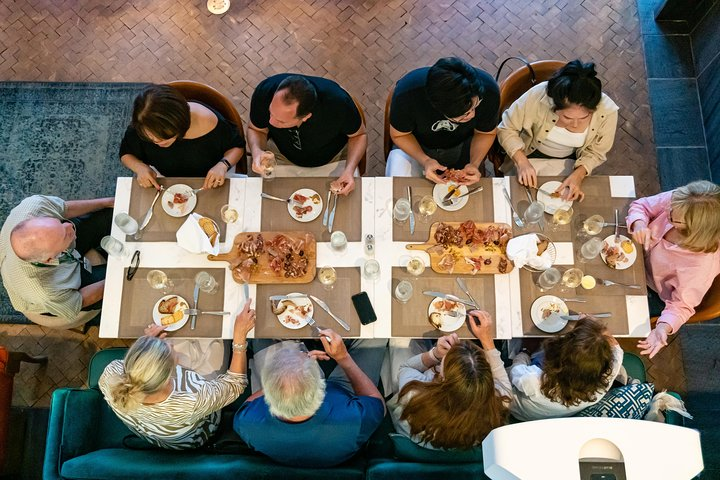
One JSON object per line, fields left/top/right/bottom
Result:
{"left": 0, "top": 0, "right": 685, "bottom": 408}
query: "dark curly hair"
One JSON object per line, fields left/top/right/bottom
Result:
{"left": 132, "top": 84, "right": 190, "bottom": 142}
{"left": 426, "top": 57, "right": 485, "bottom": 119}
{"left": 540, "top": 318, "right": 615, "bottom": 407}
{"left": 546, "top": 59, "right": 602, "bottom": 111}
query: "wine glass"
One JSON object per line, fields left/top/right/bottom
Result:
{"left": 318, "top": 266, "right": 337, "bottom": 290}
{"left": 194, "top": 271, "right": 219, "bottom": 294}
{"left": 550, "top": 207, "right": 574, "bottom": 231}
{"left": 220, "top": 204, "right": 239, "bottom": 224}
{"left": 147, "top": 269, "right": 173, "bottom": 294}
{"left": 406, "top": 256, "right": 426, "bottom": 276}
{"left": 582, "top": 215, "right": 605, "bottom": 236}
{"left": 417, "top": 195, "right": 437, "bottom": 223}
{"left": 561, "top": 268, "right": 584, "bottom": 288}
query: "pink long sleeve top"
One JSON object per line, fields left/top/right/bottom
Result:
{"left": 626, "top": 191, "right": 720, "bottom": 333}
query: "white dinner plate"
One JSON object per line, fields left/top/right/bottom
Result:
{"left": 274, "top": 294, "right": 313, "bottom": 330}
{"left": 427, "top": 297, "right": 467, "bottom": 333}
{"left": 433, "top": 183, "right": 469, "bottom": 212}
{"left": 536, "top": 180, "right": 573, "bottom": 214}
{"left": 287, "top": 188, "right": 323, "bottom": 222}
{"left": 600, "top": 234, "right": 637, "bottom": 270}
{"left": 530, "top": 295, "right": 569, "bottom": 333}
{"left": 152, "top": 294, "right": 190, "bottom": 332}
{"left": 161, "top": 184, "right": 197, "bottom": 217}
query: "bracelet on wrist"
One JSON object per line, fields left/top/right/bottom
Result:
{"left": 220, "top": 158, "right": 232, "bottom": 172}
{"left": 232, "top": 341, "right": 248, "bottom": 353}
{"left": 429, "top": 347, "right": 441, "bottom": 363}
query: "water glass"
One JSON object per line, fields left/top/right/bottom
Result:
{"left": 561, "top": 267, "right": 584, "bottom": 288}
{"left": 261, "top": 153, "right": 276, "bottom": 180}
{"left": 114, "top": 213, "right": 139, "bottom": 236}
{"left": 195, "top": 271, "right": 219, "bottom": 294}
{"left": 363, "top": 259, "right": 380, "bottom": 281}
{"left": 146, "top": 269, "right": 173, "bottom": 294}
{"left": 393, "top": 198, "right": 411, "bottom": 223}
{"left": 394, "top": 280, "right": 414, "bottom": 303}
{"left": 221, "top": 204, "right": 239, "bottom": 224}
{"left": 579, "top": 237, "right": 604, "bottom": 262}
{"left": 100, "top": 236, "right": 127, "bottom": 258}
{"left": 536, "top": 267, "right": 561, "bottom": 291}
{"left": 318, "top": 266, "right": 337, "bottom": 290}
{"left": 330, "top": 231, "right": 348, "bottom": 253}
{"left": 524, "top": 201, "right": 545, "bottom": 226}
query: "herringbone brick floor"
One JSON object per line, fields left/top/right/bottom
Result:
{"left": 0, "top": 0, "right": 683, "bottom": 407}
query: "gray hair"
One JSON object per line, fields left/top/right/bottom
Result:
{"left": 10, "top": 218, "right": 56, "bottom": 262}
{"left": 261, "top": 342, "right": 326, "bottom": 419}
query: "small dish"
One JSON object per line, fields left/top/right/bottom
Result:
{"left": 274, "top": 294, "right": 313, "bottom": 329}
{"left": 427, "top": 297, "right": 467, "bottom": 332}
{"left": 287, "top": 188, "right": 323, "bottom": 222}
{"left": 530, "top": 295, "right": 569, "bottom": 333}
{"left": 162, "top": 184, "right": 197, "bottom": 217}
{"left": 152, "top": 294, "right": 190, "bottom": 332}
{"left": 433, "top": 183, "right": 469, "bottom": 212}
{"left": 600, "top": 234, "right": 637, "bottom": 270}
{"left": 536, "top": 180, "right": 573, "bottom": 215}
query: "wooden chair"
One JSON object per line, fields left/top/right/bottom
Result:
{"left": 168, "top": 80, "right": 248, "bottom": 174}
{"left": 350, "top": 95, "right": 367, "bottom": 175}
{"left": 651, "top": 275, "right": 720, "bottom": 326}
{"left": 383, "top": 86, "right": 395, "bottom": 161}
{"left": 488, "top": 58, "right": 567, "bottom": 176}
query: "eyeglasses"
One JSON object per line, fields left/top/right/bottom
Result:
{"left": 669, "top": 207, "right": 686, "bottom": 225}
{"left": 126, "top": 250, "right": 140, "bottom": 281}
{"left": 445, "top": 97, "right": 482, "bottom": 123}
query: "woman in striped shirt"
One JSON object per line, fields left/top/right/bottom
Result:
{"left": 99, "top": 299, "right": 255, "bottom": 449}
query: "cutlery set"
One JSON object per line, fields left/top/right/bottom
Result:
{"left": 441, "top": 186, "right": 483, "bottom": 207}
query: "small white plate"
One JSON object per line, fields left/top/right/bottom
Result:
{"left": 536, "top": 180, "right": 573, "bottom": 214}
{"left": 274, "top": 294, "right": 313, "bottom": 330}
{"left": 427, "top": 297, "right": 467, "bottom": 333}
{"left": 600, "top": 234, "right": 637, "bottom": 270}
{"left": 433, "top": 183, "right": 469, "bottom": 212}
{"left": 152, "top": 295, "right": 190, "bottom": 332}
{"left": 287, "top": 188, "right": 323, "bottom": 222}
{"left": 162, "top": 184, "right": 197, "bottom": 217}
{"left": 530, "top": 295, "right": 569, "bottom": 333}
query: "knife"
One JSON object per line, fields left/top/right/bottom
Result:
{"left": 138, "top": 188, "right": 163, "bottom": 231}
{"left": 407, "top": 186, "right": 415, "bottom": 235}
{"left": 502, "top": 186, "right": 525, "bottom": 228}
{"left": 190, "top": 284, "right": 200, "bottom": 330}
{"left": 442, "top": 185, "right": 459, "bottom": 202}
{"left": 328, "top": 193, "right": 338, "bottom": 233}
{"left": 614, "top": 209, "right": 620, "bottom": 243}
{"left": 423, "top": 291, "right": 478, "bottom": 309}
{"left": 560, "top": 313, "right": 612, "bottom": 321}
{"left": 309, "top": 294, "right": 350, "bottom": 331}
{"left": 322, "top": 191, "right": 331, "bottom": 226}
{"left": 445, "top": 186, "right": 484, "bottom": 204}
{"left": 269, "top": 294, "right": 308, "bottom": 302}
{"left": 455, "top": 278, "right": 478, "bottom": 306}
{"left": 243, "top": 282, "right": 249, "bottom": 302}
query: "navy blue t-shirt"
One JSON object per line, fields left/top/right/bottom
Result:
{"left": 390, "top": 67, "right": 499, "bottom": 150}
{"left": 250, "top": 74, "right": 362, "bottom": 167}
{"left": 233, "top": 383, "right": 384, "bottom": 467}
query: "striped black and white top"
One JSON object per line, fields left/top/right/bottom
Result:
{"left": 99, "top": 360, "right": 247, "bottom": 449}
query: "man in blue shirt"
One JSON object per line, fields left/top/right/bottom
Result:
{"left": 233, "top": 330, "right": 386, "bottom": 467}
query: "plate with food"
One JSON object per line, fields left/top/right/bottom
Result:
{"left": 152, "top": 295, "right": 190, "bottom": 332}
{"left": 601, "top": 234, "right": 637, "bottom": 270}
{"left": 287, "top": 189, "right": 323, "bottom": 222}
{"left": 270, "top": 294, "right": 313, "bottom": 329}
{"left": 530, "top": 295, "right": 569, "bottom": 333}
{"left": 162, "top": 184, "right": 197, "bottom": 217}
{"left": 432, "top": 182, "right": 469, "bottom": 212}
{"left": 427, "top": 297, "right": 467, "bottom": 333}
{"left": 536, "top": 181, "right": 573, "bottom": 214}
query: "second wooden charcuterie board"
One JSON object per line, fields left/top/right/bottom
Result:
{"left": 406, "top": 221, "right": 513, "bottom": 274}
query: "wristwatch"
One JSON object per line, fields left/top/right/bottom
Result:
{"left": 232, "top": 342, "right": 248, "bottom": 353}
{"left": 220, "top": 158, "right": 232, "bottom": 171}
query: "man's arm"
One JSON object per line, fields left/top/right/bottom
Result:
{"left": 332, "top": 125, "right": 367, "bottom": 195}
{"left": 65, "top": 198, "right": 114, "bottom": 219}
{"left": 389, "top": 126, "right": 446, "bottom": 183}
{"left": 468, "top": 128, "right": 497, "bottom": 169}
{"left": 80, "top": 280, "right": 105, "bottom": 308}
{"left": 246, "top": 122, "right": 273, "bottom": 175}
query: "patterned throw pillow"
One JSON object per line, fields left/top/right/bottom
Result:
{"left": 576, "top": 383, "right": 654, "bottom": 419}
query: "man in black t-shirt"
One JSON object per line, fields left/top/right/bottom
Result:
{"left": 248, "top": 74, "right": 367, "bottom": 195}
{"left": 386, "top": 57, "right": 499, "bottom": 185}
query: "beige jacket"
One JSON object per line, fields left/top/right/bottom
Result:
{"left": 497, "top": 82, "right": 619, "bottom": 175}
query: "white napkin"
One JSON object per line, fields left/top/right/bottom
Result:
{"left": 507, "top": 234, "right": 553, "bottom": 270}
{"left": 176, "top": 213, "right": 220, "bottom": 255}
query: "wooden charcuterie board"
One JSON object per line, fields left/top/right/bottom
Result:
{"left": 406, "top": 222, "right": 513, "bottom": 275}
{"left": 208, "top": 232, "right": 316, "bottom": 284}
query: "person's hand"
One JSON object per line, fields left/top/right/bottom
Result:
{"left": 630, "top": 220, "right": 654, "bottom": 251}
{"left": 252, "top": 151, "right": 275, "bottom": 175}
{"left": 330, "top": 170, "right": 355, "bottom": 196}
{"left": 516, "top": 156, "right": 538, "bottom": 188}
{"left": 318, "top": 328, "right": 349, "bottom": 362}
{"left": 460, "top": 164, "right": 481, "bottom": 185}
{"left": 637, "top": 323, "right": 671, "bottom": 359}
{"left": 233, "top": 299, "right": 256, "bottom": 341}
{"left": 467, "top": 310, "right": 495, "bottom": 348}
{"left": 434, "top": 333, "right": 459, "bottom": 359}
{"left": 135, "top": 163, "right": 161, "bottom": 190}
{"left": 307, "top": 350, "right": 331, "bottom": 362}
{"left": 558, "top": 170, "right": 586, "bottom": 201}
{"left": 144, "top": 323, "right": 167, "bottom": 339}
{"left": 203, "top": 163, "right": 227, "bottom": 190}
{"left": 423, "top": 158, "right": 447, "bottom": 184}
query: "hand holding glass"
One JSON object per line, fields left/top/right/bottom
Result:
{"left": 261, "top": 152, "right": 276, "bottom": 180}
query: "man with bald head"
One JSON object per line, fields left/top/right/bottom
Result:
{"left": 247, "top": 74, "right": 366, "bottom": 195}
{"left": 0, "top": 195, "right": 113, "bottom": 325}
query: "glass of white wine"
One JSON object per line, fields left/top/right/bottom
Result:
{"left": 261, "top": 153, "right": 276, "bottom": 181}
{"left": 561, "top": 267, "right": 584, "bottom": 288}
{"left": 417, "top": 195, "right": 437, "bottom": 223}
{"left": 406, "top": 256, "right": 426, "bottom": 276}
{"left": 220, "top": 204, "right": 239, "bottom": 224}
{"left": 318, "top": 266, "right": 337, "bottom": 290}
{"left": 147, "top": 269, "right": 173, "bottom": 294}
{"left": 550, "top": 207, "right": 574, "bottom": 231}
{"left": 582, "top": 214, "right": 605, "bottom": 237}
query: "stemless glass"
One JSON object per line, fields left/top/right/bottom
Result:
{"left": 147, "top": 269, "right": 173, "bottom": 294}
{"left": 536, "top": 267, "right": 561, "bottom": 291}
{"left": 561, "top": 267, "right": 584, "bottom": 288}
{"left": 114, "top": 213, "right": 139, "bottom": 236}
{"left": 417, "top": 195, "right": 437, "bottom": 223}
{"left": 330, "top": 231, "right": 348, "bottom": 253}
{"left": 579, "top": 237, "right": 604, "bottom": 262}
{"left": 220, "top": 204, "right": 239, "bottom": 224}
{"left": 100, "top": 236, "right": 128, "bottom": 258}
{"left": 318, "top": 266, "right": 337, "bottom": 290}
{"left": 523, "top": 201, "right": 545, "bottom": 227}
{"left": 261, "top": 153, "right": 276, "bottom": 180}
{"left": 394, "top": 280, "right": 414, "bottom": 303}
{"left": 195, "top": 271, "right": 219, "bottom": 294}
{"left": 406, "top": 256, "right": 426, "bottom": 276}
{"left": 393, "top": 198, "right": 411, "bottom": 223}
{"left": 363, "top": 259, "right": 380, "bottom": 281}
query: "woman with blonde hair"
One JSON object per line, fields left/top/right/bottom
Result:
{"left": 627, "top": 180, "right": 720, "bottom": 358}
{"left": 98, "top": 299, "right": 255, "bottom": 449}
{"left": 390, "top": 311, "right": 511, "bottom": 449}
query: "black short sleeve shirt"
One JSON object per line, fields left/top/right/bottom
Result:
{"left": 250, "top": 74, "right": 362, "bottom": 167}
{"left": 119, "top": 105, "right": 245, "bottom": 177}
{"left": 389, "top": 67, "right": 499, "bottom": 149}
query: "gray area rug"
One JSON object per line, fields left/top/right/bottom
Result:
{"left": 679, "top": 324, "right": 720, "bottom": 478}
{"left": 0, "top": 82, "right": 147, "bottom": 323}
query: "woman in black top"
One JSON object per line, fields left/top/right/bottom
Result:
{"left": 120, "top": 84, "right": 246, "bottom": 190}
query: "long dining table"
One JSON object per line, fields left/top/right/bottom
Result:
{"left": 99, "top": 175, "right": 651, "bottom": 340}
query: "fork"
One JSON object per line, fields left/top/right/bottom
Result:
{"left": 261, "top": 192, "right": 293, "bottom": 203}
{"left": 596, "top": 278, "right": 642, "bottom": 289}
{"left": 442, "top": 186, "right": 484, "bottom": 206}
{"left": 186, "top": 187, "right": 204, "bottom": 197}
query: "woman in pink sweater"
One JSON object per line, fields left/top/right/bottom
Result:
{"left": 627, "top": 180, "right": 720, "bottom": 358}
